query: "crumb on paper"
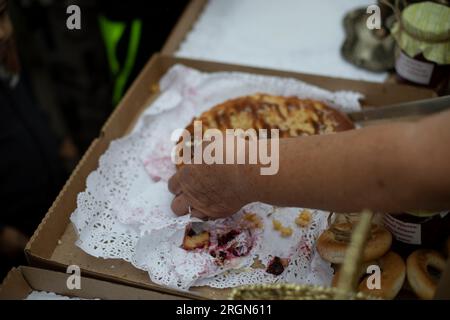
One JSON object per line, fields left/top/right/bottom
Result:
{"left": 266, "top": 257, "right": 290, "bottom": 275}
{"left": 250, "top": 257, "right": 266, "bottom": 269}
{"left": 272, "top": 219, "right": 293, "bottom": 237}
{"left": 243, "top": 212, "right": 263, "bottom": 229}
{"left": 272, "top": 219, "right": 283, "bottom": 231}
{"left": 150, "top": 83, "right": 160, "bottom": 94}
{"left": 280, "top": 227, "right": 293, "bottom": 237}
{"left": 295, "top": 209, "right": 312, "bottom": 228}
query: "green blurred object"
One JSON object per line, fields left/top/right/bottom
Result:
{"left": 406, "top": 210, "right": 448, "bottom": 217}
{"left": 391, "top": 1, "right": 450, "bottom": 65}
{"left": 99, "top": 16, "right": 125, "bottom": 75}
{"left": 99, "top": 15, "right": 142, "bottom": 106}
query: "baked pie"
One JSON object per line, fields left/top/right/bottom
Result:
{"left": 185, "top": 93, "right": 355, "bottom": 138}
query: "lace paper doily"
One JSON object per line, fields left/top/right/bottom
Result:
{"left": 26, "top": 291, "right": 89, "bottom": 300}
{"left": 71, "top": 64, "right": 362, "bottom": 290}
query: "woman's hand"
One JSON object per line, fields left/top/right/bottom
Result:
{"left": 169, "top": 162, "right": 256, "bottom": 219}
{"left": 168, "top": 136, "right": 283, "bottom": 219}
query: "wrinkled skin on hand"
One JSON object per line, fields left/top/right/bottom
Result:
{"left": 169, "top": 162, "right": 253, "bottom": 219}
{"left": 168, "top": 135, "right": 277, "bottom": 219}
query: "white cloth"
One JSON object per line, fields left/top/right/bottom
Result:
{"left": 26, "top": 291, "right": 88, "bottom": 300}
{"left": 177, "top": 0, "right": 387, "bottom": 82}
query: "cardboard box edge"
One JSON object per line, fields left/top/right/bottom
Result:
{"left": 0, "top": 267, "right": 32, "bottom": 300}
{"left": 25, "top": 137, "right": 101, "bottom": 257}
{"left": 20, "top": 266, "right": 191, "bottom": 300}
{"left": 159, "top": 54, "right": 436, "bottom": 104}
{"left": 1, "top": 266, "right": 192, "bottom": 300}
{"left": 161, "top": 0, "right": 208, "bottom": 55}
{"left": 100, "top": 53, "right": 162, "bottom": 140}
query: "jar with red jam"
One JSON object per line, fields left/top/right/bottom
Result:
{"left": 390, "top": 2, "right": 450, "bottom": 93}
{"left": 383, "top": 211, "right": 450, "bottom": 256}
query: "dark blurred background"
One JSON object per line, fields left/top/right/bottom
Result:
{"left": 1, "top": 0, "right": 188, "bottom": 279}
{"left": 11, "top": 0, "right": 188, "bottom": 162}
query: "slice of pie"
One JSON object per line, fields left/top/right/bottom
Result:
{"left": 182, "top": 226, "right": 210, "bottom": 250}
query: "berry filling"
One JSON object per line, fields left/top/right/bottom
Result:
{"left": 209, "top": 229, "right": 254, "bottom": 265}
{"left": 266, "top": 256, "right": 289, "bottom": 276}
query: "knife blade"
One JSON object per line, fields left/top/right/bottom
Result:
{"left": 347, "top": 95, "right": 450, "bottom": 123}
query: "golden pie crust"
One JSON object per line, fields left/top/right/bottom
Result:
{"left": 185, "top": 93, "right": 355, "bottom": 138}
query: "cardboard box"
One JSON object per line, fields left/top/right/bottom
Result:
{"left": 162, "top": 0, "right": 208, "bottom": 56}
{"left": 0, "top": 266, "right": 186, "bottom": 300}
{"left": 24, "top": 53, "right": 438, "bottom": 300}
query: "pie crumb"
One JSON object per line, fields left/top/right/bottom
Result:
{"left": 244, "top": 212, "right": 263, "bottom": 229}
{"left": 280, "top": 227, "right": 293, "bottom": 237}
{"left": 295, "top": 209, "right": 312, "bottom": 227}
{"left": 182, "top": 231, "right": 210, "bottom": 250}
{"left": 272, "top": 219, "right": 283, "bottom": 231}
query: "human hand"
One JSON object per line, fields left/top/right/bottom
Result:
{"left": 168, "top": 162, "right": 256, "bottom": 219}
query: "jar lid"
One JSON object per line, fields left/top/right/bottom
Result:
{"left": 406, "top": 210, "right": 448, "bottom": 218}
{"left": 403, "top": 2, "right": 450, "bottom": 42}
{"left": 391, "top": 2, "right": 450, "bottom": 65}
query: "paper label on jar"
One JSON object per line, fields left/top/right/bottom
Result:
{"left": 383, "top": 214, "right": 421, "bottom": 245}
{"left": 395, "top": 51, "right": 434, "bottom": 85}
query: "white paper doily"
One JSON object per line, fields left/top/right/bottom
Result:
{"left": 26, "top": 291, "right": 89, "bottom": 300}
{"left": 71, "top": 64, "right": 362, "bottom": 290}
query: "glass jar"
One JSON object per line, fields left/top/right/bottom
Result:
{"left": 383, "top": 211, "right": 450, "bottom": 256}
{"left": 395, "top": 50, "right": 450, "bottom": 90}
{"left": 391, "top": 2, "right": 450, "bottom": 93}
